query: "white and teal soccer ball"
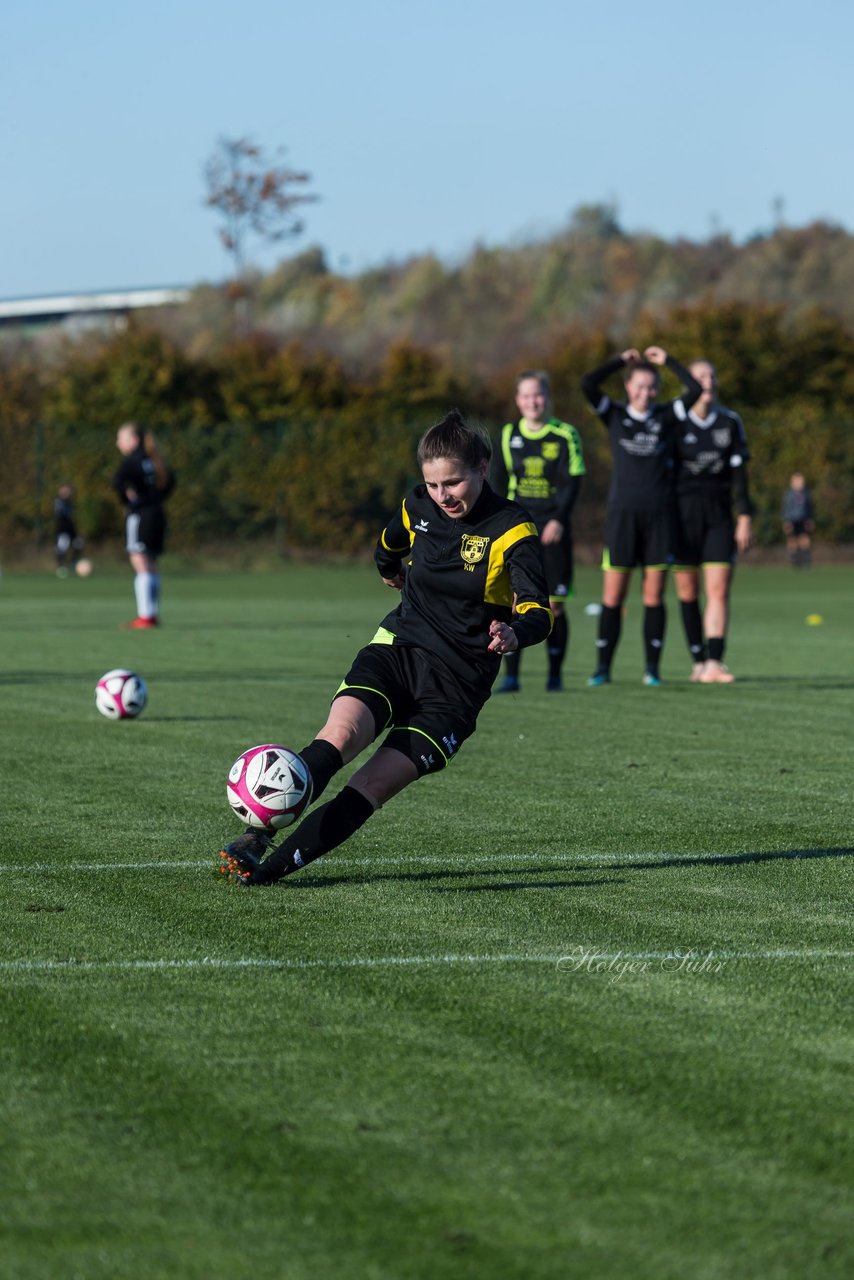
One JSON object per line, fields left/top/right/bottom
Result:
{"left": 95, "top": 668, "right": 147, "bottom": 720}
{"left": 227, "top": 744, "right": 311, "bottom": 830}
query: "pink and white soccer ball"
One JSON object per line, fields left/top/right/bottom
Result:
{"left": 95, "top": 668, "right": 147, "bottom": 720}
{"left": 227, "top": 744, "right": 311, "bottom": 830}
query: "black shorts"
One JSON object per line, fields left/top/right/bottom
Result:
{"left": 539, "top": 533, "right": 574, "bottom": 600}
{"left": 126, "top": 507, "right": 166, "bottom": 557}
{"left": 602, "top": 507, "right": 673, "bottom": 571}
{"left": 789, "top": 520, "right": 810, "bottom": 537}
{"left": 673, "top": 494, "right": 735, "bottom": 567}
{"left": 333, "top": 638, "right": 483, "bottom": 776}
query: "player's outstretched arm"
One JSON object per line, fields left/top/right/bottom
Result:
{"left": 581, "top": 353, "right": 631, "bottom": 411}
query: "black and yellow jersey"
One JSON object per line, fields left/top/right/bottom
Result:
{"left": 374, "top": 481, "right": 552, "bottom": 694}
{"left": 495, "top": 417, "right": 586, "bottom": 525}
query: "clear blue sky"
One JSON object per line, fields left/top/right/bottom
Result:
{"left": 2, "top": 0, "right": 852, "bottom": 298}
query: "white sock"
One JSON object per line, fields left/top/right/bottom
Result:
{"left": 134, "top": 572, "right": 156, "bottom": 619}
{"left": 134, "top": 572, "right": 147, "bottom": 618}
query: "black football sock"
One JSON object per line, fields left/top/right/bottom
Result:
{"left": 707, "top": 637, "right": 725, "bottom": 663}
{"left": 680, "top": 600, "right": 706, "bottom": 663}
{"left": 547, "top": 612, "right": 568, "bottom": 679}
{"left": 503, "top": 650, "right": 521, "bottom": 680}
{"left": 643, "top": 604, "right": 666, "bottom": 674}
{"left": 595, "top": 605, "right": 621, "bottom": 673}
{"left": 256, "top": 786, "right": 376, "bottom": 884}
{"left": 298, "top": 739, "right": 344, "bottom": 805}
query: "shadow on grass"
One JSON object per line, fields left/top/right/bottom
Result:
{"left": 736, "top": 676, "right": 854, "bottom": 690}
{"left": 285, "top": 864, "right": 623, "bottom": 892}
{"left": 278, "top": 847, "right": 853, "bottom": 889}
{"left": 602, "top": 846, "right": 854, "bottom": 872}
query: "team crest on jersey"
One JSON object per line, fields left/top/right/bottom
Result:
{"left": 713, "top": 428, "right": 731, "bottom": 448}
{"left": 460, "top": 534, "right": 490, "bottom": 565}
{"left": 542, "top": 442, "right": 561, "bottom": 460}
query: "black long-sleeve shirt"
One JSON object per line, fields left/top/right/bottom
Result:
{"left": 582, "top": 355, "right": 702, "bottom": 509}
{"left": 112, "top": 446, "right": 175, "bottom": 511}
{"left": 374, "top": 481, "right": 552, "bottom": 696}
{"left": 676, "top": 404, "right": 754, "bottom": 516}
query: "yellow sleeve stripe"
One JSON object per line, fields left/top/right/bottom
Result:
{"left": 381, "top": 498, "right": 414, "bottom": 553}
{"left": 515, "top": 600, "right": 553, "bottom": 633}
{"left": 382, "top": 531, "right": 411, "bottom": 553}
{"left": 484, "top": 522, "right": 538, "bottom": 605}
{"left": 551, "top": 421, "right": 587, "bottom": 477}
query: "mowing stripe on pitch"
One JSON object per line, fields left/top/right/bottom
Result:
{"left": 0, "top": 950, "right": 852, "bottom": 975}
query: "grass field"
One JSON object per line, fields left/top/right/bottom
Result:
{"left": 1, "top": 560, "right": 852, "bottom": 1280}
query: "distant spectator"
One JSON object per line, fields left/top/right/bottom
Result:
{"left": 54, "top": 483, "right": 84, "bottom": 577}
{"left": 782, "top": 473, "right": 814, "bottom": 568}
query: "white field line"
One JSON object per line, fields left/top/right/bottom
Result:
{"left": 0, "top": 849, "right": 840, "bottom": 874}
{"left": 0, "top": 950, "right": 852, "bottom": 975}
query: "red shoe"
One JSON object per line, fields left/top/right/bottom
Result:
{"left": 122, "top": 616, "right": 159, "bottom": 630}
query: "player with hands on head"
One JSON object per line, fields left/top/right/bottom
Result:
{"left": 493, "top": 369, "right": 585, "bottom": 693}
{"left": 672, "top": 360, "right": 755, "bottom": 683}
{"left": 220, "top": 409, "right": 552, "bottom": 886}
{"left": 582, "top": 345, "right": 702, "bottom": 686}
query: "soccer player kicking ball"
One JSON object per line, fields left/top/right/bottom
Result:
{"left": 219, "top": 410, "right": 552, "bottom": 886}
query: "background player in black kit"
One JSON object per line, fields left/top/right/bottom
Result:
{"left": 493, "top": 369, "right": 586, "bottom": 693}
{"left": 112, "top": 423, "right": 175, "bottom": 629}
{"left": 673, "top": 360, "right": 754, "bottom": 683}
{"left": 53, "top": 482, "right": 84, "bottom": 576}
{"left": 582, "top": 346, "right": 702, "bottom": 686}
{"left": 220, "top": 410, "right": 552, "bottom": 886}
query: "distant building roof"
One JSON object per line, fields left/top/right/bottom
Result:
{"left": 0, "top": 286, "right": 191, "bottom": 325}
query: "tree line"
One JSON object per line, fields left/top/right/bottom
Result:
{"left": 2, "top": 296, "right": 852, "bottom": 558}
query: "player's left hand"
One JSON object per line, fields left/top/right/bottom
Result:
{"left": 487, "top": 620, "right": 518, "bottom": 654}
{"left": 643, "top": 346, "right": 668, "bottom": 365}
{"left": 540, "top": 518, "right": 564, "bottom": 546}
{"left": 736, "top": 515, "right": 754, "bottom": 554}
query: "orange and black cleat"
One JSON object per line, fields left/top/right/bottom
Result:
{"left": 218, "top": 829, "right": 275, "bottom": 885}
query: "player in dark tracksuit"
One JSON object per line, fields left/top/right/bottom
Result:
{"left": 112, "top": 423, "right": 175, "bottom": 629}
{"left": 219, "top": 410, "right": 552, "bottom": 886}
{"left": 782, "top": 472, "right": 814, "bottom": 568}
{"left": 672, "top": 360, "right": 754, "bottom": 683}
{"left": 53, "top": 483, "right": 84, "bottom": 575}
{"left": 581, "top": 346, "right": 702, "bottom": 686}
{"left": 493, "top": 369, "right": 586, "bottom": 693}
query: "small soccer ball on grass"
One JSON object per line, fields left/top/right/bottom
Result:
{"left": 75, "top": 558, "right": 93, "bottom": 577}
{"left": 95, "top": 668, "right": 147, "bottom": 720}
{"left": 227, "top": 744, "right": 311, "bottom": 830}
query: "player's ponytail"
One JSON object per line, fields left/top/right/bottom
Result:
{"left": 417, "top": 410, "right": 492, "bottom": 471}
{"left": 142, "top": 430, "right": 170, "bottom": 491}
